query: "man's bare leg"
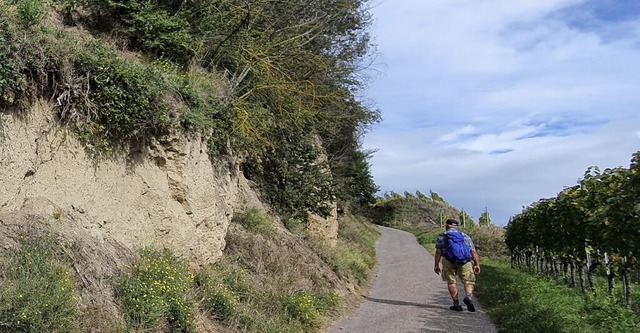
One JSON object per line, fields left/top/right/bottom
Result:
{"left": 448, "top": 283, "right": 463, "bottom": 311}
{"left": 463, "top": 283, "right": 476, "bottom": 312}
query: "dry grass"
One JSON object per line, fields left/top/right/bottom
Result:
{"left": 196, "top": 209, "right": 381, "bottom": 333}
{"left": 0, "top": 199, "right": 378, "bottom": 333}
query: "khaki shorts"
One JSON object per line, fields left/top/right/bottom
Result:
{"left": 441, "top": 259, "right": 475, "bottom": 285}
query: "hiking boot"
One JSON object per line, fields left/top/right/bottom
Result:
{"left": 463, "top": 297, "right": 476, "bottom": 312}
{"left": 449, "top": 304, "right": 463, "bottom": 311}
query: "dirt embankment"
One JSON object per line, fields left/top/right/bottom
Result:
{"left": 0, "top": 100, "right": 267, "bottom": 265}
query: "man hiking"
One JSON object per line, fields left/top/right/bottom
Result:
{"left": 434, "top": 218, "right": 481, "bottom": 312}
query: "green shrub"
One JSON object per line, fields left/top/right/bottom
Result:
{"left": 0, "top": 238, "right": 80, "bottom": 333}
{"left": 124, "top": 3, "right": 194, "bottom": 64}
{"left": 467, "top": 225, "right": 508, "bottom": 260}
{"left": 16, "top": 0, "right": 47, "bottom": 26}
{"left": 75, "top": 41, "right": 171, "bottom": 144}
{"left": 282, "top": 291, "right": 320, "bottom": 328}
{"left": 232, "top": 208, "right": 274, "bottom": 235}
{"left": 114, "top": 248, "right": 195, "bottom": 332}
{"left": 0, "top": 17, "right": 23, "bottom": 103}
{"left": 282, "top": 216, "right": 304, "bottom": 233}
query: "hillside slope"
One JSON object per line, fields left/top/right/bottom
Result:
{"left": 0, "top": 1, "right": 381, "bottom": 332}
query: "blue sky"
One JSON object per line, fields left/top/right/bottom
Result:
{"left": 363, "top": 0, "right": 640, "bottom": 226}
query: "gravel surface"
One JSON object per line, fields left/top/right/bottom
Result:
{"left": 329, "top": 226, "right": 498, "bottom": 333}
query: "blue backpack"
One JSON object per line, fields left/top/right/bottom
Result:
{"left": 443, "top": 231, "right": 473, "bottom": 265}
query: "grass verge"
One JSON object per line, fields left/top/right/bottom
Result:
{"left": 476, "top": 260, "right": 640, "bottom": 333}
{"left": 314, "top": 213, "right": 380, "bottom": 285}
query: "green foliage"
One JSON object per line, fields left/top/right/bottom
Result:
{"left": 74, "top": 41, "right": 171, "bottom": 144}
{"left": 114, "top": 248, "right": 195, "bottom": 332}
{"left": 315, "top": 214, "right": 378, "bottom": 284}
{"left": 195, "top": 256, "right": 343, "bottom": 333}
{"left": 199, "top": 279, "right": 240, "bottom": 320}
{"left": 416, "top": 190, "right": 429, "bottom": 201}
{"left": 16, "top": 0, "right": 48, "bottom": 26}
{"left": 333, "top": 149, "right": 379, "bottom": 204}
{"left": 459, "top": 210, "right": 475, "bottom": 226}
{"left": 232, "top": 208, "right": 274, "bottom": 235}
{"left": 245, "top": 133, "right": 336, "bottom": 222}
{"left": 0, "top": 237, "right": 80, "bottom": 333}
{"left": 429, "top": 190, "right": 445, "bottom": 203}
{"left": 0, "top": 15, "right": 23, "bottom": 104}
{"left": 282, "top": 291, "right": 320, "bottom": 328}
{"left": 195, "top": 263, "right": 254, "bottom": 321}
{"left": 282, "top": 216, "right": 305, "bottom": 234}
{"left": 467, "top": 225, "right": 508, "bottom": 260}
{"left": 506, "top": 151, "right": 640, "bottom": 265}
{"left": 4, "top": 0, "right": 380, "bottom": 230}
{"left": 478, "top": 209, "right": 491, "bottom": 226}
{"left": 325, "top": 245, "right": 372, "bottom": 284}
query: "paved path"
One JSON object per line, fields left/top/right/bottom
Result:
{"left": 329, "top": 226, "right": 498, "bottom": 333}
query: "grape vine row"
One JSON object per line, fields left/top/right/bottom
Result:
{"left": 505, "top": 151, "right": 640, "bottom": 307}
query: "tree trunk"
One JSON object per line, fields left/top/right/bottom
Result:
{"left": 587, "top": 261, "right": 597, "bottom": 292}
{"left": 622, "top": 266, "right": 632, "bottom": 309}
{"left": 577, "top": 262, "right": 585, "bottom": 293}
{"left": 569, "top": 260, "right": 576, "bottom": 288}
{"left": 605, "top": 253, "right": 615, "bottom": 297}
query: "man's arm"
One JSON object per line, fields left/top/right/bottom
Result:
{"left": 434, "top": 248, "right": 442, "bottom": 275}
{"left": 471, "top": 248, "right": 481, "bottom": 275}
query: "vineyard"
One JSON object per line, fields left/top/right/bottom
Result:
{"left": 505, "top": 151, "right": 640, "bottom": 308}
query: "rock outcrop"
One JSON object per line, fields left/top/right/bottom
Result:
{"left": 0, "top": 100, "right": 265, "bottom": 265}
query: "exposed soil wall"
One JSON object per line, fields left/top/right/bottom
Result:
{"left": 0, "top": 100, "right": 265, "bottom": 266}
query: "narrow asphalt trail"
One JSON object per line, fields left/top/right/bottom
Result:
{"left": 329, "top": 226, "right": 498, "bottom": 333}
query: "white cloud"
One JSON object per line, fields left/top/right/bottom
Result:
{"left": 364, "top": 0, "right": 640, "bottom": 225}
{"left": 437, "top": 125, "right": 477, "bottom": 142}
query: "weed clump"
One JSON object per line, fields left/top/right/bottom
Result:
{"left": 114, "top": 248, "right": 195, "bottom": 332}
{"left": 0, "top": 237, "right": 80, "bottom": 333}
{"left": 232, "top": 208, "right": 275, "bottom": 235}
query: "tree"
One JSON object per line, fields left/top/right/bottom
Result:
{"left": 478, "top": 209, "right": 491, "bottom": 226}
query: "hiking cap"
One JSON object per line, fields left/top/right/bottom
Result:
{"left": 445, "top": 219, "right": 459, "bottom": 226}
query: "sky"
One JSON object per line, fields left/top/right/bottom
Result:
{"left": 363, "top": 0, "right": 640, "bottom": 226}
